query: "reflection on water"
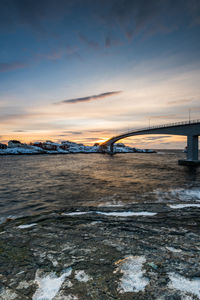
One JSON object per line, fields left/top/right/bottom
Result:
{"left": 0, "top": 151, "right": 199, "bottom": 218}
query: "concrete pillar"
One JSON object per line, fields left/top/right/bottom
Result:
{"left": 187, "top": 135, "right": 199, "bottom": 161}
{"left": 110, "top": 144, "right": 114, "bottom": 153}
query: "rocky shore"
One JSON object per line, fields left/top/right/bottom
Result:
{"left": 0, "top": 140, "right": 155, "bottom": 155}
{"left": 1, "top": 203, "right": 200, "bottom": 299}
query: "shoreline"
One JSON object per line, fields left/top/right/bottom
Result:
{"left": 0, "top": 151, "right": 157, "bottom": 156}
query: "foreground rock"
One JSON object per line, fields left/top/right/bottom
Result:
{"left": 0, "top": 203, "right": 200, "bottom": 299}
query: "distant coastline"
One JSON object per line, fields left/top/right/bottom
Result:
{"left": 0, "top": 140, "right": 156, "bottom": 155}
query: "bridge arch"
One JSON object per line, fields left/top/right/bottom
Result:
{"left": 100, "top": 120, "right": 200, "bottom": 165}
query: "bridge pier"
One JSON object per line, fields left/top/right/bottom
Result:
{"left": 178, "top": 135, "right": 200, "bottom": 166}
{"left": 187, "top": 135, "right": 199, "bottom": 161}
{"left": 110, "top": 144, "right": 114, "bottom": 153}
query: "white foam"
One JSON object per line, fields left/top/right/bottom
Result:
{"left": 169, "top": 204, "right": 200, "bottom": 209}
{"left": 32, "top": 268, "right": 72, "bottom": 300}
{"left": 74, "top": 270, "right": 92, "bottom": 282}
{"left": 168, "top": 272, "right": 200, "bottom": 299}
{"left": 18, "top": 223, "right": 37, "bottom": 229}
{"left": 174, "top": 189, "right": 200, "bottom": 201}
{"left": 96, "top": 211, "right": 157, "bottom": 217}
{"left": 0, "top": 215, "right": 21, "bottom": 225}
{"left": 166, "top": 246, "right": 182, "bottom": 253}
{"left": 114, "top": 256, "right": 149, "bottom": 293}
{"left": 156, "top": 188, "right": 200, "bottom": 203}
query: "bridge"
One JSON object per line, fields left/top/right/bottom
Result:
{"left": 100, "top": 119, "right": 200, "bottom": 166}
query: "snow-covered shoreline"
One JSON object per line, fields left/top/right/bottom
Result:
{"left": 0, "top": 140, "right": 156, "bottom": 155}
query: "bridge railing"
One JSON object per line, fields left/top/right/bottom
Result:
{"left": 108, "top": 119, "right": 200, "bottom": 141}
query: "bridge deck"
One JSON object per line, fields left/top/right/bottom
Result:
{"left": 102, "top": 119, "right": 200, "bottom": 146}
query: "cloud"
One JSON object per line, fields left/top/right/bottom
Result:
{"left": 83, "top": 137, "right": 99, "bottom": 140}
{"left": 0, "top": 0, "right": 73, "bottom": 33}
{"left": 98, "top": 0, "right": 200, "bottom": 39}
{"left": 0, "top": 62, "right": 27, "bottom": 72}
{"left": 78, "top": 33, "right": 99, "bottom": 50}
{"left": 62, "top": 131, "right": 82, "bottom": 135}
{"left": 150, "top": 114, "right": 178, "bottom": 120}
{"left": 143, "top": 135, "right": 172, "bottom": 141}
{"left": 13, "top": 130, "right": 27, "bottom": 132}
{"left": 0, "top": 0, "right": 199, "bottom": 46}
{"left": 57, "top": 91, "right": 122, "bottom": 104}
{"left": 167, "top": 99, "right": 192, "bottom": 105}
{"left": 105, "top": 36, "right": 122, "bottom": 48}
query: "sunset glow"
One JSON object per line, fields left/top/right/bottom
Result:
{"left": 0, "top": 0, "right": 200, "bottom": 149}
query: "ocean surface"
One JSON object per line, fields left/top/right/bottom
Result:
{"left": 1, "top": 151, "right": 200, "bottom": 299}
{"left": 0, "top": 150, "right": 200, "bottom": 220}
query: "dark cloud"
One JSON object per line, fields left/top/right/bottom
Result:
{"left": 150, "top": 114, "right": 178, "bottom": 120}
{"left": 13, "top": 130, "right": 27, "bottom": 132}
{"left": 105, "top": 36, "right": 122, "bottom": 48}
{"left": 0, "top": 0, "right": 199, "bottom": 46}
{"left": 0, "top": 1, "right": 198, "bottom": 34}
{"left": 0, "top": 62, "right": 27, "bottom": 72}
{"left": 62, "top": 131, "right": 82, "bottom": 135}
{"left": 85, "top": 129, "right": 106, "bottom": 133}
{"left": 0, "top": 0, "right": 74, "bottom": 32}
{"left": 57, "top": 91, "right": 122, "bottom": 104}
{"left": 167, "top": 99, "right": 192, "bottom": 105}
{"left": 83, "top": 137, "right": 99, "bottom": 141}
{"left": 143, "top": 135, "right": 172, "bottom": 141}
{"left": 97, "top": 0, "right": 200, "bottom": 39}
{"left": 78, "top": 33, "right": 99, "bottom": 50}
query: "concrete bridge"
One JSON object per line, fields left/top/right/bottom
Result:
{"left": 100, "top": 119, "right": 200, "bottom": 166}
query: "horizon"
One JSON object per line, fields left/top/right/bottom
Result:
{"left": 1, "top": 0, "right": 200, "bottom": 149}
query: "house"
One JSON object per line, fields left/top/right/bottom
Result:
{"left": 0, "top": 143, "right": 7, "bottom": 149}
{"left": 31, "top": 141, "right": 58, "bottom": 151}
{"left": 59, "top": 144, "right": 69, "bottom": 150}
{"left": 8, "top": 140, "right": 22, "bottom": 148}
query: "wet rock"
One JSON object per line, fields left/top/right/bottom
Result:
{"left": 1, "top": 204, "right": 200, "bottom": 299}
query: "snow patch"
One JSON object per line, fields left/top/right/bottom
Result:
{"left": 98, "top": 201, "right": 124, "bottom": 207}
{"left": 166, "top": 246, "right": 182, "bottom": 253}
{"left": 114, "top": 256, "right": 149, "bottom": 293}
{"left": 169, "top": 204, "right": 200, "bottom": 209}
{"left": 18, "top": 223, "right": 37, "bottom": 229}
{"left": 63, "top": 211, "right": 157, "bottom": 217}
{"left": 62, "top": 296, "right": 78, "bottom": 300}
{"left": 17, "top": 280, "right": 30, "bottom": 289}
{"left": 168, "top": 272, "right": 200, "bottom": 299}
{"left": 96, "top": 211, "right": 157, "bottom": 217}
{"left": 32, "top": 268, "right": 72, "bottom": 300}
{"left": 0, "top": 140, "right": 154, "bottom": 155}
{"left": 63, "top": 211, "right": 89, "bottom": 216}
{"left": 74, "top": 270, "right": 92, "bottom": 282}
{"left": 0, "top": 288, "right": 18, "bottom": 299}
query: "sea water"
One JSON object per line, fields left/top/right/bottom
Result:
{"left": 0, "top": 151, "right": 199, "bottom": 219}
{"left": 1, "top": 151, "right": 200, "bottom": 299}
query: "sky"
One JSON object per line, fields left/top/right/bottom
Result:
{"left": 0, "top": 0, "right": 200, "bottom": 149}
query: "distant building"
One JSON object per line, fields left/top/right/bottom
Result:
{"left": 8, "top": 140, "right": 22, "bottom": 148}
{"left": 31, "top": 141, "right": 58, "bottom": 151}
{"left": 0, "top": 143, "right": 7, "bottom": 149}
{"left": 59, "top": 144, "right": 69, "bottom": 150}
{"left": 115, "top": 143, "right": 125, "bottom": 147}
